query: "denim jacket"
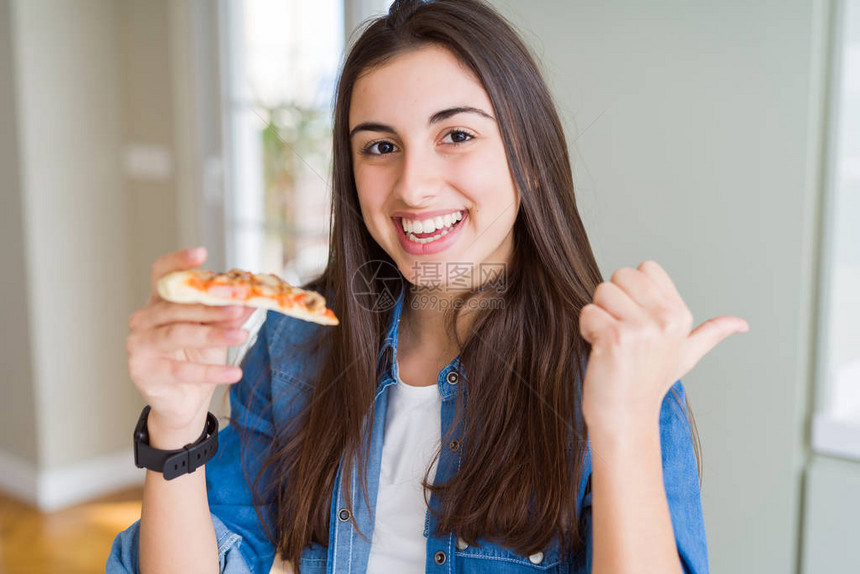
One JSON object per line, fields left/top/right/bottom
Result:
{"left": 107, "top": 288, "right": 708, "bottom": 573}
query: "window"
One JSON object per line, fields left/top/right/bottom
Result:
{"left": 812, "top": 0, "right": 860, "bottom": 459}
{"left": 221, "top": 0, "right": 345, "bottom": 284}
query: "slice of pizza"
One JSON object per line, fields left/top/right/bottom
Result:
{"left": 157, "top": 268, "right": 339, "bottom": 326}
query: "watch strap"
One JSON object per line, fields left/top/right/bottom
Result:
{"left": 134, "top": 405, "right": 219, "bottom": 480}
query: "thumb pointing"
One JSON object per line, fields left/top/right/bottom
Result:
{"left": 678, "top": 316, "right": 749, "bottom": 378}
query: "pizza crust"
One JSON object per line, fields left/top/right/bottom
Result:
{"left": 157, "top": 269, "right": 339, "bottom": 326}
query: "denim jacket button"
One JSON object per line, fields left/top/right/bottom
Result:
{"left": 434, "top": 550, "right": 447, "bottom": 565}
{"left": 528, "top": 551, "right": 544, "bottom": 564}
{"left": 337, "top": 508, "right": 351, "bottom": 521}
{"left": 446, "top": 371, "right": 459, "bottom": 385}
{"left": 456, "top": 537, "right": 469, "bottom": 550}
{"left": 449, "top": 439, "right": 460, "bottom": 452}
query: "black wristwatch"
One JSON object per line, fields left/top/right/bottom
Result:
{"left": 133, "top": 405, "right": 219, "bottom": 480}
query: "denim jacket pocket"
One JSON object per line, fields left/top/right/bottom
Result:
{"left": 272, "top": 367, "right": 313, "bottom": 392}
{"left": 297, "top": 542, "right": 328, "bottom": 574}
{"left": 270, "top": 368, "right": 315, "bottom": 429}
{"left": 455, "top": 537, "right": 566, "bottom": 573}
{"left": 266, "top": 543, "right": 327, "bottom": 574}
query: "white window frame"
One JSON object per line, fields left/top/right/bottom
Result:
{"left": 811, "top": 0, "right": 860, "bottom": 460}
{"left": 169, "top": 0, "right": 229, "bottom": 269}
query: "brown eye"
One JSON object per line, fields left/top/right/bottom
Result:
{"left": 442, "top": 130, "right": 474, "bottom": 145}
{"left": 363, "top": 140, "right": 398, "bottom": 155}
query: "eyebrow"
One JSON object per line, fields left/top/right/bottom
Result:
{"left": 349, "top": 106, "right": 495, "bottom": 139}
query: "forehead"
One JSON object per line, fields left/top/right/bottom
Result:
{"left": 349, "top": 45, "right": 493, "bottom": 126}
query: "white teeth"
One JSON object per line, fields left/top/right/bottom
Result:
{"left": 402, "top": 210, "right": 466, "bottom": 244}
{"left": 399, "top": 210, "right": 464, "bottom": 236}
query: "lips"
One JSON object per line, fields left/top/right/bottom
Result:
{"left": 392, "top": 210, "right": 469, "bottom": 256}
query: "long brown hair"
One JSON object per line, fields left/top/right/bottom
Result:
{"left": 236, "top": 0, "right": 702, "bottom": 569}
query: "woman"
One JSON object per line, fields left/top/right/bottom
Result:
{"left": 109, "top": 0, "right": 747, "bottom": 572}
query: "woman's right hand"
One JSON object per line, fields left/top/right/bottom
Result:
{"left": 126, "top": 247, "right": 257, "bottom": 441}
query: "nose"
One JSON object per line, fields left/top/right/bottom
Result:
{"left": 393, "top": 144, "right": 441, "bottom": 206}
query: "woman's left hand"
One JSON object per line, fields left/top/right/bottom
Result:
{"left": 578, "top": 260, "right": 748, "bottom": 433}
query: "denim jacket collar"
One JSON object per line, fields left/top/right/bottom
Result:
{"left": 376, "top": 285, "right": 463, "bottom": 401}
{"left": 378, "top": 285, "right": 405, "bottom": 382}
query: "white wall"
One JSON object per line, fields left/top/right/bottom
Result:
{"left": 9, "top": 0, "right": 138, "bottom": 495}
{"left": 0, "top": 0, "right": 38, "bottom": 466}
{"left": 493, "top": 0, "right": 828, "bottom": 572}
{"left": 0, "top": 0, "right": 182, "bottom": 510}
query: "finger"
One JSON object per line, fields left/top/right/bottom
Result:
{"left": 678, "top": 316, "right": 750, "bottom": 376}
{"left": 579, "top": 302, "right": 619, "bottom": 346}
{"left": 145, "top": 356, "right": 244, "bottom": 385}
{"left": 129, "top": 301, "right": 246, "bottom": 332}
{"left": 150, "top": 247, "right": 207, "bottom": 299}
{"left": 128, "top": 324, "right": 248, "bottom": 355}
{"left": 637, "top": 260, "right": 682, "bottom": 303}
{"left": 610, "top": 266, "right": 666, "bottom": 311}
{"left": 592, "top": 280, "right": 646, "bottom": 322}
{"left": 208, "top": 307, "right": 257, "bottom": 329}
{"left": 220, "top": 306, "right": 258, "bottom": 329}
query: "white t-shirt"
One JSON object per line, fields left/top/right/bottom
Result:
{"left": 229, "top": 317, "right": 443, "bottom": 573}
{"left": 366, "top": 373, "right": 442, "bottom": 573}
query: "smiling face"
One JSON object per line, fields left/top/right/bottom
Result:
{"left": 349, "top": 44, "right": 520, "bottom": 291}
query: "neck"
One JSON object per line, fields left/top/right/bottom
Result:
{"left": 399, "top": 227, "right": 515, "bottom": 358}
{"left": 399, "top": 284, "right": 472, "bottom": 360}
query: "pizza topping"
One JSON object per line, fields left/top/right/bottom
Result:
{"left": 177, "top": 268, "right": 334, "bottom": 322}
{"left": 157, "top": 266, "right": 337, "bottom": 325}
{"left": 256, "top": 284, "right": 277, "bottom": 297}
{"left": 256, "top": 274, "right": 283, "bottom": 288}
